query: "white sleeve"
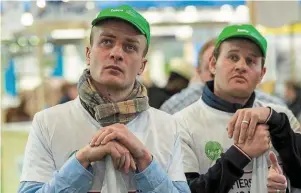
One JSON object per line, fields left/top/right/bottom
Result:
{"left": 166, "top": 131, "right": 187, "bottom": 182}
{"left": 20, "top": 112, "right": 55, "bottom": 183}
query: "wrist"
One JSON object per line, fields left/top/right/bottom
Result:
{"left": 76, "top": 146, "right": 91, "bottom": 168}
{"left": 235, "top": 144, "right": 252, "bottom": 160}
{"left": 135, "top": 149, "right": 152, "bottom": 172}
{"left": 264, "top": 107, "right": 272, "bottom": 124}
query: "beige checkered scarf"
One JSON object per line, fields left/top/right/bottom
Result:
{"left": 78, "top": 69, "right": 149, "bottom": 126}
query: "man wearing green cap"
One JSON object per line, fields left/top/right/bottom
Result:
{"left": 174, "top": 24, "right": 301, "bottom": 192}
{"left": 18, "top": 5, "right": 190, "bottom": 193}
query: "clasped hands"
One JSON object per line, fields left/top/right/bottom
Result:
{"left": 76, "top": 123, "right": 152, "bottom": 174}
{"left": 227, "top": 107, "right": 287, "bottom": 192}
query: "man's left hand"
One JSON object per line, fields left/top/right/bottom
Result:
{"left": 90, "top": 123, "right": 152, "bottom": 171}
{"left": 227, "top": 107, "right": 271, "bottom": 144}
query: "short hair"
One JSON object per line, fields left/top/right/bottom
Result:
{"left": 89, "top": 18, "right": 148, "bottom": 56}
{"left": 197, "top": 38, "right": 216, "bottom": 70}
{"left": 213, "top": 37, "right": 265, "bottom": 67}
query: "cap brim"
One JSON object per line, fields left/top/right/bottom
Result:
{"left": 219, "top": 34, "right": 265, "bottom": 57}
{"left": 91, "top": 15, "right": 146, "bottom": 36}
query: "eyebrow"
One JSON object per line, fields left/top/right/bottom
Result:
{"left": 228, "top": 49, "right": 260, "bottom": 58}
{"left": 100, "top": 32, "right": 140, "bottom": 45}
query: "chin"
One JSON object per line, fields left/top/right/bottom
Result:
{"left": 231, "top": 88, "right": 252, "bottom": 98}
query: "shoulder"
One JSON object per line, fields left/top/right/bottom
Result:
{"left": 31, "top": 99, "right": 78, "bottom": 134}
{"left": 255, "top": 90, "right": 285, "bottom": 106}
{"left": 255, "top": 99, "right": 301, "bottom": 131}
{"left": 35, "top": 100, "right": 76, "bottom": 121}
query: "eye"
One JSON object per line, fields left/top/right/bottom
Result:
{"left": 100, "top": 39, "right": 112, "bottom": 46}
{"left": 125, "top": 44, "right": 137, "bottom": 52}
{"left": 228, "top": 54, "right": 239, "bottom": 62}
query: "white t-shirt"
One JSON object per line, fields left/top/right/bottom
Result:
{"left": 20, "top": 97, "right": 186, "bottom": 192}
{"left": 175, "top": 98, "right": 300, "bottom": 193}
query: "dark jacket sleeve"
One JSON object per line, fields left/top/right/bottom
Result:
{"left": 187, "top": 145, "right": 250, "bottom": 193}
{"left": 268, "top": 109, "right": 301, "bottom": 188}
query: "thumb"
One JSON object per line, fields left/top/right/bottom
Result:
{"left": 269, "top": 151, "right": 283, "bottom": 174}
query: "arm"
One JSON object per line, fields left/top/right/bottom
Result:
{"left": 267, "top": 109, "right": 301, "bottom": 188}
{"left": 187, "top": 145, "right": 250, "bottom": 193}
{"left": 19, "top": 113, "right": 94, "bottom": 193}
{"left": 135, "top": 133, "right": 190, "bottom": 193}
{"left": 18, "top": 155, "right": 93, "bottom": 193}
{"left": 135, "top": 159, "right": 190, "bottom": 193}
{"left": 179, "top": 120, "right": 250, "bottom": 193}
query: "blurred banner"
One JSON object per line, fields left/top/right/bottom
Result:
{"left": 254, "top": 1, "right": 300, "bottom": 27}
{"left": 52, "top": 45, "right": 64, "bottom": 77}
{"left": 5, "top": 59, "right": 17, "bottom": 96}
{"left": 95, "top": 1, "right": 246, "bottom": 9}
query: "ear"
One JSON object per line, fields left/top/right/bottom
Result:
{"left": 195, "top": 67, "right": 201, "bottom": 76}
{"left": 138, "top": 58, "right": 147, "bottom": 75}
{"left": 86, "top": 46, "right": 91, "bottom": 66}
{"left": 208, "top": 55, "right": 217, "bottom": 75}
{"left": 257, "top": 67, "right": 266, "bottom": 84}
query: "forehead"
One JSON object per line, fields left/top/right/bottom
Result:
{"left": 220, "top": 38, "right": 262, "bottom": 56}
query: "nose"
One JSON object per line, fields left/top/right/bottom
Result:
{"left": 109, "top": 44, "right": 123, "bottom": 62}
{"left": 234, "top": 59, "right": 247, "bottom": 73}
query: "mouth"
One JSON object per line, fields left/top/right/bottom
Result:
{"left": 232, "top": 75, "right": 247, "bottom": 82}
{"left": 105, "top": 66, "right": 123, "bottom": 73}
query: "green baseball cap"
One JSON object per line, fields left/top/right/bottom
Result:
{"left": 91, "top": 5, "right": 150, "bottom": 48}
{"left": 215, "top": 24, "right": 267, "bottom": 57}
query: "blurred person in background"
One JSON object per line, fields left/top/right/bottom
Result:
{"left": 5, "top": 94, "right": 31, "bottom": 123}
{"left": 160, "top": 39, "right": 215, "bottom": 114}
{"left": 160, "top": 38, "right": 286, "bottom": 115}
{"left": 58, "top": 82, "right": 78, "bottom": 104}
{"left": 148, "top": 57, "right": 193, "bottom": 109}
{"left": 18, "top": 5, "right": 189, "bottom": 193}
{"left": 285, "top": 81, "right": 301, "bottom": 122}
{"left": 175, "top": 24, "right": 301, "bottom": 193}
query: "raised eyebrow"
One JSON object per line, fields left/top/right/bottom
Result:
{"left": 124, "top": 38, "right": 140, "bottom": 45}
{"left": 228, "top": 49, "right": 240, "bottom": 53}
{"left": 99, "top": 32, "right": 116, "bottom": 39}
{"left": 249, "top": 53, "right": 261, "bottom": 58}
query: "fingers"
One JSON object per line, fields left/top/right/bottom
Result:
{"left": 267, "top": 181, "right": 287, "bottom": 190}
{"left": 238, "top": 111, "right": 251, "bottom": 144}
{"left": 269, "top": 151, "right": 283, "bottom": 174}
{"left": 119, "top": 154, "right": 126, "bottom": 170}
{"left": 97, "top": 129, "right": 113, "bottom": 146}
{"left": 247, "top": 113, "right": 258, "bottom": 140}
{"left": 113, "top": 142, "right": 134, "bottom": 173}
{"left": 90, "top": 130, "right": 105, "bottom": 147}
{"left": 130, "top": 155, "right": 136, "bottom": 171}
{"left": 109, "top": 144, "right": 121, "bottom": 169}
{"left": 102, "top": 132, "right": 121, "bottom": 145}
{"left": 267, "top": 187, "right": 286, "bottom": 193}
{"left": 124, "top": 153, "right": 131, "bottom": 174}
{"left": 233, "top": 111, "right": 245, "bottom": 144}
{"left": 227, "top": 113, "right": 238, "bottom": 138}
{"left": 267, "top": 175, "right": 287, "bottom": 193}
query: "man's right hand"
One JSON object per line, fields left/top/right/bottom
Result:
{"left": 76, "top": 141, "right": 136, "bottom": 173}
{"left": 236, "top": 124, "right": 270, "bottom": 158}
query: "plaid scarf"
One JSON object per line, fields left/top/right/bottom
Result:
{"left": 78, "top": 69, "right": 149, "bottom": 126}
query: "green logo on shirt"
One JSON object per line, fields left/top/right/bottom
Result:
{"left": 205, "top": 141, "right": 223, "bottom": 161}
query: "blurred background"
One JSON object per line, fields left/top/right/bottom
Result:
{"left": 1, "top": 1, "right": 301, "bottom": 192}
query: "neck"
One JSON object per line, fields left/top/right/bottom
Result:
{"left": 214, "top": 84, "right": 249, "bottom": 105}
{"left": 92, "top": 80, "right": 134, "bottom": 102}
{"left": 190, "top": 74, "right": 202, "bottom": 83}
